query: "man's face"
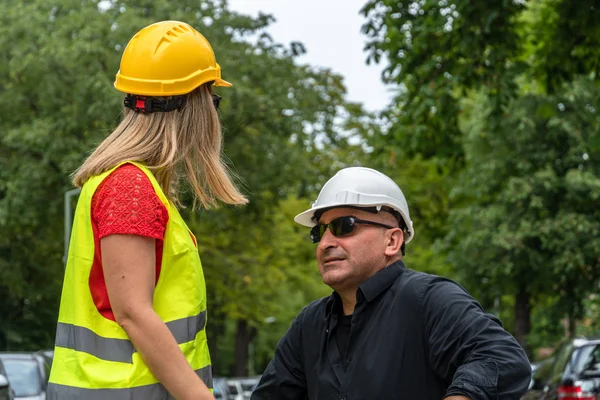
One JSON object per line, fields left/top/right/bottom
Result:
{"left": 315, "top": 207, "right": 399, "bottom": 293}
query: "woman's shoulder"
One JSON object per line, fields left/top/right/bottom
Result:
{"left": 108, "top": 162, "right": 149, "bottom": 181}
{"left": 94, "top": 163, "right": 154, "bottom": 195}
{"left": 92, "top": 163, "right": 169, "bottom": 239}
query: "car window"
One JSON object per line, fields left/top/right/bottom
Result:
{"left": 2, "top": 359, "right": 42, "bottom": 397}
{"left": 576, "top": 345, "right": 600, "bottom": 375}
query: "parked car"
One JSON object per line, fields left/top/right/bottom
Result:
{"left": 32, "top": 352, "right": 52, "bottom": 375}
{"left": 523, "top": 357, "right": 555, "bottom": 399}
{"left": 213, "top": 377, "right": 231, "bottom": 400}
{"left": 0, "top": 353, "right": 49, "bottom": 400}
{"left": 0, "top": 372, "right": 14, "bottom": 400}
{"left": 239, "top": 376, "right": 260, "bottom": 400}
{"left": 524, "top": 336, "right": 600, "bottom": 400}
{"left": 226, "top": 379, "right": 244, "bottom": 400}
{"left": 0, "top": 358, "right": 15, "bottom": 400}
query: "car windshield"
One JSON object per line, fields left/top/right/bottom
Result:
{"left": 2, "top": 359, "right": 42, "bottom": 396}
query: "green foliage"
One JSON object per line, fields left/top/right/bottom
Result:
{"left": 526, "top": 0, "right": 600, "bottom": 93}
{"left": 368, "top": 152, "right": 455, "bottom": 277}
{"left": 361, "top": 0, "right": 525, "bottom": 159}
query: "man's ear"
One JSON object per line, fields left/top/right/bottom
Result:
{"left": 384, "top": 229, "right": 403, "bottom": 257}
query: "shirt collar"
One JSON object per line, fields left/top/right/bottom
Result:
{"left": 325, "top": 261, "right": 405, "bottom": 316}
{"left": 325, "top": 291, "right": 342, "bottom": 317}
{"left": 359, "top": 261, "right": 405, "bottom": 303}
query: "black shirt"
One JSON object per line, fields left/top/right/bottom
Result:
{"left": 251, "top": 261, "right": 531, "bottom": 400}
{"left": 335, "top": 314, "right": 352, "bottom": 361}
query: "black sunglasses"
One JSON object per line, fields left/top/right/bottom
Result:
{"left": 212, "top": 94, "right": 222, "bottom": 110}
{"left": 310, "top": 216, "right": 395, "bottom": 244}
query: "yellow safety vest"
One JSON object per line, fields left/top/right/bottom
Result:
{"left": 47, "top": 162, "right": 211, "bottom": 399}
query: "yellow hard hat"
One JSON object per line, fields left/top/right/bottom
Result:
{"left": 114, "top": 21, "right": 232, "bottom": 96}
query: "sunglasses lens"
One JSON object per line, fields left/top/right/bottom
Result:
{"left": 212, "top": 94, "right": 222, "bottom": 110}
{"left": 310, "top": 217, "right": 357, "bottom": 243}
{"left": 332, "top": 217, "right": 355, "bottom": 237}
{"left": 310, "top": 225, "right": 322, "bottom": 243}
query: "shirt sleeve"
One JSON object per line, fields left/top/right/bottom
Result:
{"left": 420, "top": 277, "right": 532, "bottom": 400}
{"left": 91, "top": 163, "right": 168, "bottom": 240}
{"left": 251, "top": 309, "right": 308, "bottom": 400}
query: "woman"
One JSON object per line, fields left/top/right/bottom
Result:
{"left": 47, "top": 20, "right": 247, "bottom": 400}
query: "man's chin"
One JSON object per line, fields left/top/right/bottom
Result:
{"left": 322, "top": 273, "right": 352, "bottom": 291}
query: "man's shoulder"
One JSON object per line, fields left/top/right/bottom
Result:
{"left": 402, "top": 267, "right": 463, "bottom": 285}
{"left": 396, "top": 267, "right": 468, "bottom": 300}
{"left": 397, "top": 267, "right": 439, "bottom": 290}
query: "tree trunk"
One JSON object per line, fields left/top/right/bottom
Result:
{"left": 514, "top": 289, "right": 531, "bottom": 358}
{"left": 206, "top": 309, "right": 225, "bottom": 376}
{"left": 567, "top": 305, "right": 577, "bottom": 339}
{"left": 234, "top": 319, "right": 252, "bottom": 377}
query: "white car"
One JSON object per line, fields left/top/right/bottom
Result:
{"left": 239, "top": 377, "right": 260, "bottom": 400}
{"left": 226, "top": 380, "right": 244, "bottom": 400}
{"left": 0, "top": 354, "right": 47, "bottom": 400}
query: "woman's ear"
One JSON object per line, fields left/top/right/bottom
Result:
{"left": 384, "top": 229, "right": 403, "bottom": 258}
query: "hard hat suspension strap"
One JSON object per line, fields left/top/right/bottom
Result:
{"left": 124, "top": 94, "right": 187, "bottom": 114}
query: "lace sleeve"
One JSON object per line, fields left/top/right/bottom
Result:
{"left": 91, "top": 163, "right": 169, "bottom": 240}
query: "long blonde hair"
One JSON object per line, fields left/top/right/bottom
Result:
{"left": 73, "top": 84, "right": 247, "bottom": 209}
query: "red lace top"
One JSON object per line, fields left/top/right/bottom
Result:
{"left": 89, "top": 163, "right": 169, "bottom": 321}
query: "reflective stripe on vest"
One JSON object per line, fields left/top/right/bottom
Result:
{"left": 47, "top": 366, "right": 212, "bottom": 400}
{"left": 55, "top": 310, "right": 206, "bottom": 363}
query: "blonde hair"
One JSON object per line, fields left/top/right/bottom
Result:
{"left": 72, "top": 84, "right": 247, "bottom": 209}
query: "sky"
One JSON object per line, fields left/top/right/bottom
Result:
{"left": 226, "top": 0, "right": 392, "bottom": 112}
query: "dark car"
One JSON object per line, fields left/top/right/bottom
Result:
{"left": 0, "top": 372, "right": 14, "bottom": 400}
{"left": 0, "top": 353, "right": 49, "bottom": 400}
{"left": 524, "top": 336, "right": 600, "bottom": 400}
{"left": 523, "top": 357, "right": 555, "bottom": 399}
{"left": 0, "top": 359, "right": 14, "bottom": 400}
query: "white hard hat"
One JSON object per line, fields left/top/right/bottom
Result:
{"left": 294, "top": 167, "right": 414, "bottom": 243}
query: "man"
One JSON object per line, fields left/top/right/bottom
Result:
{"left": 251, "top": 167, "right": 531, "bottom": 399}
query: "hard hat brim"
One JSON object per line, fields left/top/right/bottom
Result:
{"left": 214, "top": 78, "right": 232, "bottom": 87}
{"left": 294, "top": 206, "right": 330, "bottom": 227}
